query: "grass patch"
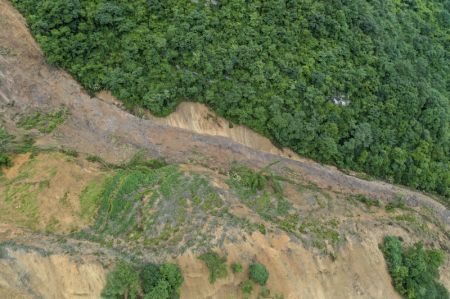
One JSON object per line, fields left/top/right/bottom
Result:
{"left": 386, "top": 196, "right": 408, "bottom": 212}
{"left": 17, "top": 107, "right": 69, "bottom": 133}
{"left": 231, "top": 262, "right": 243, "bottom": 274}
{"left": 347, "top": 194, "right": 381, "bottom": 208}
{"left": 79, "top": 175, "right": 111, "bottom": 221}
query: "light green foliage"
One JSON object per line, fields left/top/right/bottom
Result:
{"left": 381, "top": 236, "right": 448, "bottom": 299}
{"left": 11, "top": 0, "right": 450, "bottom": 198}
{"left": 159, "top": 263, "right": 184, "bottom": 293}
{"left": 198, "top": 251, "right": 228, "bottom": 284}
{"left": 101, "top": 261, "right": 140, "bottom": 299}
{"left": 227, "top": 163, "right": 291, "bottom": 222}
{"left": 1, "top": 159, "right": 39, "bottom": 229}
{"left": 17, "top": 108, "right": 69, "bottom": 133}
{"left": 75, "top": 156, "right": 226, "bottom": 250}
{"left": 79, "top": 175, "right": 111, "bottom": 220}
{"left": 231, "top": 262, "right": 243, "bottom": 274}
{"left": 241, "top": 280, "right": 253, "bottom": 295}
{"left": 144, "top": 280, "right": 170, "bottom": 299}
{"left": 249, "top": 263, "right": 269, "bottom": 286}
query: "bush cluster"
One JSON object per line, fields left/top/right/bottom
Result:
{"left": 101, "top": 261, "right": 183, "bottom": 299}
{"left": 381, "top": 236, "right": 448, "bottom": 299}
{"left": 249, "top": 263, "right": 269, "bottom": 286}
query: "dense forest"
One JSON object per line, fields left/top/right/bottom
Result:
{"left": 11, "top": 0, "right": 449, "bottom": 197}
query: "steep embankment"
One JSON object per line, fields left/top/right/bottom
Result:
{"left": 0, "top": 1, "right": 449, "bottom": 298}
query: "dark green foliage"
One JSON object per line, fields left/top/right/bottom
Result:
{"left": 102, "top": 261, "right": 183, "bottom": 299}
{"left": 11, "top": 0, "right": 450, "bottom": 198}
{"left": 381, "top": 236, "right": 448, "bottom": 299}
{"left": 102, "top": 261, "right": 140, "bottom": 299}
{"left": 198, "top": 251, "right": 228, "bottom": 283}
{"left": 0, "top": 154, "right": 12, "bottom": 168}
{"left": 140, "top": 264, "right": 162, "bottom": 294}
{"left": 231, "top": 262, "right": 243, "bottom": 274}
{"left": 249, "top": 263, "right": 269, "bottom": 286}
{"left": 0, "top": 127, "right": 14, "bottom": 169}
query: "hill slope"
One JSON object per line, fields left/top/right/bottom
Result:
{"left": 10, "top": 0, "right": 450, "bottom": 197}
{"left": 0, "top": 1, "right": 449, "bottom": 298}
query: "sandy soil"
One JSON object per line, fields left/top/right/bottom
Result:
{"left": 0, "top": 152, "right": 105, "bottom": 232}
{"left": 0, "top": 248, "right": 106, "bottom": 299}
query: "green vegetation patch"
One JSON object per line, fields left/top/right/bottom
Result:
{"left": 249, "top": 263, "right": 269, "bottom": 286}
{"left": 0, "top": 128, "right": 35, "bottom": 173}
{"left": 198, "top": 251, "right": 228, "bottom": 284}
{"left": 241, "top": 280, "right": 253, "bottom": 296}
{"left": 381, "top": 236, "right": 448, "bottom": 299}
{"left": 75, "top": 157, "right": 227, "bottom": 251}
{"left": 17, "top": 107, "right": 69, "bottom": 133}
{"left": 347, "top": 194, "right": 381, "bottom": 209}
{"left": 11, "top": 0, "right": 450, "bottom": 198}
{"left": 0, "top": 127, "right": 14, "bottom": 169}
{"left": 102, "top": 260, "right": 183, "bottom": 299}
{"left": 231, "top": 262, "right": 243, "bottom": 274}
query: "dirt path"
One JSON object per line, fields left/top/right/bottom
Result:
{"left": 0, "top": 0, "right": 448, "bottom": 228}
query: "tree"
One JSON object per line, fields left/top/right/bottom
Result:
{"left": 101, "top": 261, "right": 140, "bottom": 299}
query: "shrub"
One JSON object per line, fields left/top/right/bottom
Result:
{"left": 241, "top": 280, "right": 253, "bottom": 295}
{"left": 231, "top": 262, "right": 243, "bottom": 274}
{"left": 249, "top": 263, "right": 269, "bottom": 286}
{"left": 101, "top": 261, "right": 140, "bottom": 299}
{"left": 144, "top": 280, "right": 170, "bottom": 299}
{"left": 0, "top": 154, "right": 12, "bottom": 168}
{"left": 198, "top": 251, "right": 228, "bottom": 283}
{"left": 159, "top": 263, "right": 184, "bottom": 293}
{"left": 381, "top": 236, "right": 448, "bottom": 299}
{"left": 0, "top": 127, "right": 14, "bottom": 169}
{"left": 102, "top": 261, "right": 184, "bottom": 299}
{"left": 140, "top": 263, "right": 162, "bottom": 293}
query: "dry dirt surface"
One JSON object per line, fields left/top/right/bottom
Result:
{"left": 0, "top": 1, "right": 449, "bottom": 299}
{"left": 0, "top": 247, "right": 106, "bottom": 299}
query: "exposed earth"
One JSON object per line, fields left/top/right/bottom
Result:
{"left": 0, "top": 1, "right": 449, "bottom": 298}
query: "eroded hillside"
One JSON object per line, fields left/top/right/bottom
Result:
{"left": 0, "top": 1, "right": 449, "bottom": 298}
